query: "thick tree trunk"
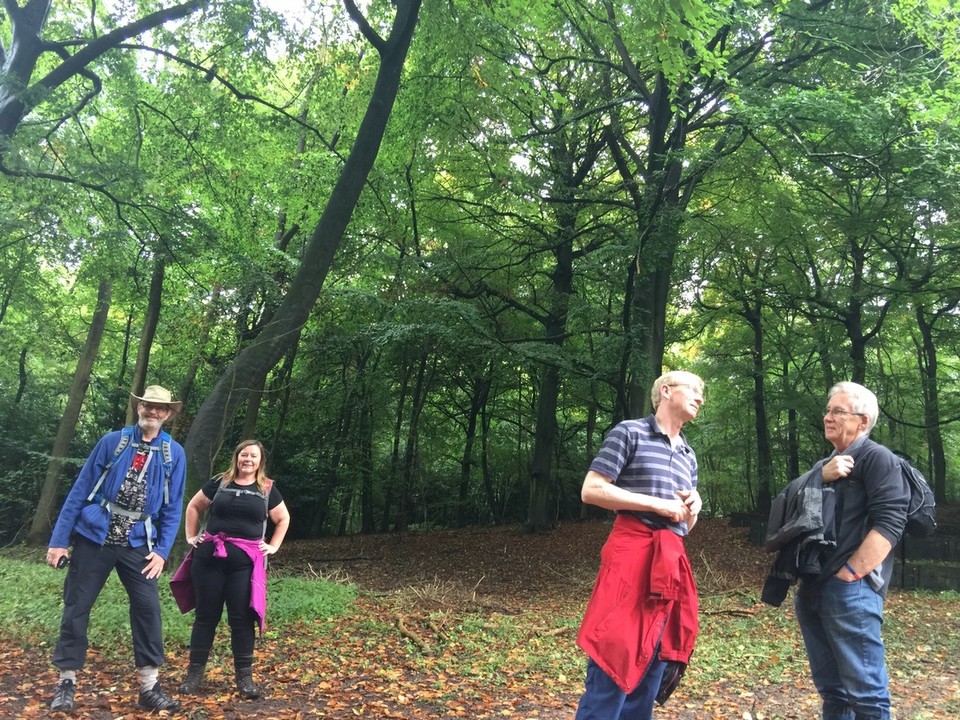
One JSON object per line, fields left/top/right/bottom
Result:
{"left": 183, "top": 0, "right": 423, "bottom": 490}
{"left": 125, "top": 254, "right": 165, "bottom": 425}
{"left": 26, "top": 278, "right": 112, "bottom": 545}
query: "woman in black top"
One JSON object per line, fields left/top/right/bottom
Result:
{"left": 178, "top": 440, "right": 290, "bottom": 699}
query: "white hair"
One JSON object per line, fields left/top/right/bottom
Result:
{"left": 828, "top": 381, "right": 878, "bottom": 432}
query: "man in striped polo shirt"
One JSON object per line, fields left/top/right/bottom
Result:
{"left": 575, "top": 370, "right": 705, "bottom": 719}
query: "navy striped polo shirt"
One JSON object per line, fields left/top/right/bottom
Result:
{"left": 589, "top": 415, "right": 698, "bottom": 536}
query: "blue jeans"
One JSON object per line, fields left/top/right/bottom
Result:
{"left": 794, "top": 577, "right": 890, "bottom": 720}
{"left": 575, "top": 655, "right": 668, "bottom": 720}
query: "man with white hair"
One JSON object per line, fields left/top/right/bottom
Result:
{"left": 46, "top": 385, "right": 187, "bottom": 713}
{"left": 575, "top": 370, "right": 705, "bottom": 719}
{"left": 795, "top": 381, "right": 909, "bottom": 720}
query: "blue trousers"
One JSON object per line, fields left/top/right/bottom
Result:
{"left": 53, "top": 536, "right": 165, "bottom": 670}
{"left": 575, "top": 654, "right": 668, "bottom": 720}
{"left": 795, "top": 577, "right": 891, "bottom": 720}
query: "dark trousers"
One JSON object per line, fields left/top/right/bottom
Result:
{"left": 189, "top": 542, "right": 257, "bottom": 669}
{"left": 575, "top": 654, "right": 668, "bottom": 720}
{"left": 53, "top": 536, "right": 165, "bottom": 670}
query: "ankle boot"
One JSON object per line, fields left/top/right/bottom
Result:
{"left": 235, "top": 668, "right": 261, "bottom": 700}
{"left": 179, "top": 663, "right": 206, "bottom": 694}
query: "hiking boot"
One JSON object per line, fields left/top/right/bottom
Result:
{"left": 137, "top": 682, "right": 180, "bottom": 713}
{"left": 178, "top": 663, "right": 206, "bottom": 694}
{"left": 51, "top": 678, "right": 76, "bottom": 712}
{"left": 235, "top": 669, "right": 261, "bottom": 700}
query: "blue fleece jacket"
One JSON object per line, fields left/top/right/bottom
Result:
{"left": 49, "top": 425, "right": 186, "bottom": 560}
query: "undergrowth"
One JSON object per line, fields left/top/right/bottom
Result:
{"left": 0, "top": 555, "right": 357, "bottom": 660}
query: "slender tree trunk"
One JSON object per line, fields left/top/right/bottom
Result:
{"left": 125, "top": 254, "right": 166, "bottom": 424}
{"left": 580, "top": 393, "right": 599, "bottom": 521}
{"left": 110, "top": 312, "right": 135, "bottom": 429}
{"left": 783, "top": 358, "right": 799, "bottom": 481}
{"left": 745, "top": 301, "right": 774, "bottom": 514}
{"left": 183, "top": 0, "right": 423, "bottom": 490}
{"left": 26, "top": 279, "right": 112, "bottom": 545}
{"left": 480, "top": 392, "right": 498, "bottom": 523}
{"left": 916, "top": 306, "right": 948, "bottom": 502}
{"left": 395, "top": 353, "right": 433, "bottom": 533}
{"left": 358, "top": 370, "right": 376, "bottom": 534}
{"left": 458, "top": 376, "right": 490, "bottom": 528}
{"left": 240, "top": 376, "right": 265, "bottom": 440}
{"left": 267, "top": 341, "right": 300, "bottom": 457}
{"left": 380, "top": 361, "right": 412, "bottom": 532}
{"left": 15, "top": 346, "right": 28, "bottom": 403}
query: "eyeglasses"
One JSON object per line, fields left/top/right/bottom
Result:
{"left": 668, "top": 383, "right": 704, "bottom": 397}
{"left": 139, "top": 402, "right": 170, "bottom": 414}
{"left": 824, "top": 407, "right": 864, "bottom": 418}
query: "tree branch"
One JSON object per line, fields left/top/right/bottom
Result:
{"left": 1, "top": 0, "right": 205, "bottom": 138}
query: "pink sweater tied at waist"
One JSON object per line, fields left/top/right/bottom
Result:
{"left": 169, "top": 531, "right": 268, "bottom": 633}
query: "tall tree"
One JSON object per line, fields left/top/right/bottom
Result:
{"left": 26, "top": 277, "right": 112, "bottom": 544}
{"left": 183, "top": 0, "right": 424, "bottom": 488}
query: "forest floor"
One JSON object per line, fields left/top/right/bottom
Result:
{"left": 2, "top": 509, "right": 959, "bottom": 719}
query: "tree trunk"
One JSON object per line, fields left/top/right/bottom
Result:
{"left": 183, "top": 0, "right": 423, "bottom": 490}
{"left": 745, "top": 301, "right": 774, "bottom": 514}
{"left": 125, "top": 254, "right": 166, "bottom": 425}
{"left": 457, "top": 376, "right": 490, "bottom": 528}
{"left": 916, "top": 305, "right": 948, "bottom": 502}
{"left": 395, "top": 352, "right": 433, "bottom": 533}
{"left": 240, "top": 376, "right": 265, "bottom": 440}
{"left": 267, "top": 341, "right": 300, "bottom": 457}
{"left": 26, "top": 278, "right": 112, "bottom": 545}
{"left": 480, "top": 391, "right": 498, "bottom": 523}
{"left": 783, "top": 358, "right": 800, "bottom": 481}
{"left": 15, "top": 346, "right": 28, "bottom": 403}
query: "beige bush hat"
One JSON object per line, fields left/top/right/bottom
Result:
{"left": 130, "top": 385, "right": 183, "bottom": 413}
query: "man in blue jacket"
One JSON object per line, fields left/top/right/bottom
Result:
{"left": 46, "top": 385, "right": 187, "bottom": 713}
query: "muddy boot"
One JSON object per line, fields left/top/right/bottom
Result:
{"left": 178, "top": 663, "right": 206, "bottom": 694}
{"left": 235, "top": 668, "right": 261, "bottom": 700}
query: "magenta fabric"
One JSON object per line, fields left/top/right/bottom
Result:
{"left": 169, "top": 548, "right": 196, "bottom": 613}
{"left": 168, "top": 532, "right": 268, "bottom": 633}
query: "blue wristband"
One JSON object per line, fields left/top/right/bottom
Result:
{"left": 844, "top": 562, "right": 861, "bottom": 580}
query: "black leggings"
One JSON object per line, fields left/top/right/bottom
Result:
{"left": 189, "top": 542, "right": 257, "bottom": 669}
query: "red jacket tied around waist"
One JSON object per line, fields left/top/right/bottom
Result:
{"left": 577, "top": 514, "right": 699, "bottom": 693}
